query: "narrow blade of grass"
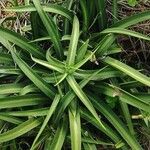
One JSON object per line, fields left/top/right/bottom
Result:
{"left": 96, "top": 0, "right": 107, "bottom": 30}
{"left": 80, "top": 0, "right": 89, "bottom": 33}
{"left": 19, "top": 84, "right": 39, "bottom": 95}
{"left": 112, "top": 0, "right": 118, "bottom": 23}
{"left": 95, "top": 34, "right": 116, "bottom": 57}
{"left": 0, "top": 67, "right": 21, "bottom": 75}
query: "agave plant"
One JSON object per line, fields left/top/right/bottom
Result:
{"left": 0, "top": 0, "right": 150, "bottom": 149}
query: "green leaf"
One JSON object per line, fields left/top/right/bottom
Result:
{"left": 134, "top": 93, "right": 150, "bottom": 104}
{"left": 0, "top": 118, "right": 41, "bottom": 143}
{"left": 87, "top": 93, "right": 142, "bottom": 150}
{"left": 80, "top": 0, "right": 89, "bottom": 32}
{"left": 0, "top": 108, "right": 48, "bottom": 117}
{"left": 4, "top": 4, "right": 73, "bottom": 20}
{"left": 46, "top": 49, "right": 65, "bottom": 69}
{"left": 94, "top": 83, "right": 150, "bottom": 113}
{"left": 95, "top": 34, "right": 116, "bottom": 57}
{"left": 0, "top": 67, "right": 21, "bottom": 75}
{"left": 110, "top": 79, "right": 134, "bottom": 135}
{"left": 54, "top": 67, "right": 110, "bottom": 123}
{"left": 80, "top": 108, "right": 125, "bottom": 146}
{"left": 96, "top": 0, "right": 107, "bottom": 30}
{"left": 76, "top": 39, "right": 89, "bottom": 63}
{"left": 31, "top": 95, "right": 60, "bottom": 149}
{"left": 54, "top": 73, "right": 67, "bottom": 86}
{"left": 101, "top": 28, "right": 150, "bottom": 41}
{"left": 11, "top": 48, "right": 56, "bottom": 98}
{"left": 33, "top": 0, "right": 63, "bottom": 59}
{"left": 81, "top": 130, "right": 114, "bottom": 148}
{"left": 73, "top": 51, "right": 95, "bottom": 71}
{"left": 0, "top": 115, "right": 23, "bottom": 125}
{"left": 83, "top": 143, "right": 97, "bottom": 150}
{"left": 94, "top": 9, "right": 150, "bottom": 59}
{"left": 0, "top": 27, "right": 45, "bottom": 59}
{"left": 19, "top": 84, "right": 39, "bottom": 95}
{"left": 66, "top": 75, "right": 104, "bottom": 128}
{"left": 127, "top": 0, "right": 138, "bottom": 7}
{"left": 0, "top": 94, "right": 48, "bottom": 109}
{"left": 0, "top": 83, "right": 24, "bottom": 94}
{"left": 0, "top": 53, "right": 13, "bottom": 64}
{"left": 112, "top": 0, "right": 118, "bottom": 23}
{"left": 69, "top": 100, "right": 81, "bottom": 150}
{"left": 32, "top": 56, "right": 64, "bottom": 73}
{"left": 67, "top": 16, "right": 80, "bottom": 66}
{"left": 47, "top": 116, "right": 68, "bottom": 150}
{"left": 74, "top": 67, "right": 122, "bottom": 81}
{"left": 113, "top": 10, "right": 150, "bottom": 28}
{"left": 102, "top": 56, "right": 150, "bottom": 87}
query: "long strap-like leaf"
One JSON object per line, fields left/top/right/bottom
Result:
{"left": 66, "top": 75, "right": 104, "bottom": 128}
{"left": 0, "top": 118, "right": 41, "bottom": 143}
{"left": 4, "top": 4, "right": 73, "bottom": 20}
{"left": 11, "top": 48, "right": 56, "bottom": 98}
{"left": 67, "top": 16, "right": 80, "bottom": 66}
{"left": 33, "top": 0, "right": 63, "bottom": 60}
{"left": 31, "top": 94, "right": 60, "bottom": 149}
{"left": 103, "top": 56, "right": 150, "bottom": 87}
{"left": 0, "top": 27, "right": 45, "bottom": 59}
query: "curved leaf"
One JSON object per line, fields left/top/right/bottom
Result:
{"left": 33, "top": 0, "right": 63, "bottom": 59}
{"left": 4, "top": 4, "right": 73, "bottom": 20}
{"left": 103, "top": 56, "right": 150, "bottom": 87}
{"left": 0, "top": 27, "right": 45, "bottom": 59}
{"left": 113, "top": 10, "right": 150, "bottom": 28}
{"left": 66, "top": 75, "right": 104, "bottom": 128}
{"left": 0, "top": 118, "right": 41, "bottom": 143}
{"left": 31, "top": 94, "right": 60, "bottom": 149}
{"left": 101, "top": 28, "right": 150, "bottom": 41}
{"left": 87, "top": 93, "right": 142, "bottom": 150}
{"left": 11, "top": 49, "right": 56, "bottom": 98}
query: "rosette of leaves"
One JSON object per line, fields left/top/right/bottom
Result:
{"left": 0, "top": 0, "right": 150, "bottom": 149}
